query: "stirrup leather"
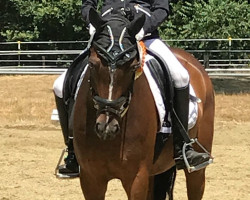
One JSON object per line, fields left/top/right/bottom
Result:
{"left": 182, "top": 138, "right": 214, "bottom": 173}
{"left": 55, "top": 148, "right": 79, "bottom": 179}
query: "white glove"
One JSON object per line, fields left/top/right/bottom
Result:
{"left": 135, "top": 28, "right": 145, "bottom": 41}
{"left": 89, "top": 23, "right": 96, "bottom": 36}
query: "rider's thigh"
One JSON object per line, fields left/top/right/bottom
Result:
{"left": 144, "top": 39, "right": 189, "bottom": 88}
{"left": 53, "top": 70, "right": 67, "bottom": 98}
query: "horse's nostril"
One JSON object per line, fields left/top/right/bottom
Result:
{"left": 95, "top": 122, "right": 105, "bottom": 133}
{"left": 95, "top": 117, "right": 120, "bottom": 140}
{"left": 113, "top": 124, "right": 120, "bottom": 133}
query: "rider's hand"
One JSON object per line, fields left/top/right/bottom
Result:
{"left": 89, "top": 23, "right": 96, "bottom": 36}
{"left": 135, "top": 28, "right": 144, "bottom": 41}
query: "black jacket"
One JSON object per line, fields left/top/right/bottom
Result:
{"left": 82, "top": 0, "right": 169, "bottom": 37}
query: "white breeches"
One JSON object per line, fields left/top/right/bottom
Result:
{"left": 144, "top": 38, "right": 189, "bottom": 88}
{"left": 53, "top": 70, "right": 67, "bottom": 98}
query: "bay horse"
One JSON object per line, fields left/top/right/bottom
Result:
{"left": 73, "top": 9, "right": 214, "bottom": 200}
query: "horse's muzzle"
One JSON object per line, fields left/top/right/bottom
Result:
{"left": 92, "top": 95, "right": 130, "bottom": 140}
{"left": 95, "top": 114, "right": 120, "bottom": 140}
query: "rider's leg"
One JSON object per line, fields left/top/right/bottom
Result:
{"left": 144, "top": 38, "right": 210, "bottom": 170}
{"left": 172, "top": 85, "right": 210, "bottom": 170}
{"left": 53, "top": 72, "right": 79, "bottom": 175}
{"left": 54, "top": 93, "right": 69, "bottom": 146}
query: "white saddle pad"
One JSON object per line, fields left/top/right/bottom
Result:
{"left": 143, "top": 55, "right": 199, "bottom": 134}
{"left": 74, "top": 56, "right": 199, "bottom": 134}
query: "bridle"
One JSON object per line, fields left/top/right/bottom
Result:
{"left": 92, "top": 41, "right": 137, "bottom": 70}
{"left": 88, "top": 17, "right": 140, "bottom": 119}
{"left": 89, "top": 43, "right": 139, "bottom": 119}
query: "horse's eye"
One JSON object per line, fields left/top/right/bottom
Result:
{"left": 89, "top": 61, "right": 97, "bottom": 69}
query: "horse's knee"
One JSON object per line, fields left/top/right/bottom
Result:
{"left": 79, "top": 172, "right": 107, "bottom": 200}
{"left": 129, "top": 167, "right": 150, "bottom": 200}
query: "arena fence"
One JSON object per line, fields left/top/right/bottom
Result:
{"left": 0, "top": 39, "right": 249, "bottom": 78}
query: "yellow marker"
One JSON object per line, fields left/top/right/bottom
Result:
{"left": 228, "top": 37, "right": 232, "bottom": 46}
{"left": 17, "top": 41, "right": 21, "bottom": 50}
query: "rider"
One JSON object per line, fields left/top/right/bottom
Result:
{"left": 53, "top": 0, "right": 211, "bottom": 177}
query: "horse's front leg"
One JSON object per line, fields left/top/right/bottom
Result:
{"left": 185, "top": 168, "right": 206, "bottom": 200}
{"left": 122, "top": 166, "right": 150, "bottom": 200}
{"left": 79, "top": 167, "right": 108, "bottom": 200}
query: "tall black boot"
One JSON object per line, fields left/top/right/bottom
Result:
{"left": 172, "top": 85, "right": 210, "bottom": 170}
{"left": 58, "top": 137, "right": 79, "bottom": 176}
{"left": 54, "top": 94, "right": 69, "bottom": 146}
{"left": 54, "top": 95, "right": 79, "bottom": 177}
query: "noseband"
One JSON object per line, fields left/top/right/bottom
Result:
{"left": 92, "top": 94, "right": 131, "bottom": 119}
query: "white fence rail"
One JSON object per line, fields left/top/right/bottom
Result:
{"left": 1, "top": 67, "right": 249, "bottom": 78}
{"left": 0, "top": 68, "right": 66, "bottom": 75}
{"left": 206, "top": 68, "right": 250, "bottom": 78}
{"left": 0, "top": 39, "right": 249, "bottom": 77}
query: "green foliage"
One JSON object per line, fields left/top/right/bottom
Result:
{"left": 159, "top": 0, "right": 249, "bottom": 61}
{"left": 160, "top": 0, "right": 249, "bottom": 40}
{"left": 0, "top": 0, "right": 248, "bottom": 67}
{"left": 0, "top": 0, "right": 88, "bottom": 41}
{"left": 0, "top": 0, "right": 249, "bottom": 45}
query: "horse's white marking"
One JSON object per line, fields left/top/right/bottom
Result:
{"left": 105, "top": 112, "right": 110, "bottom": 124}
{"left": 108, "top": 68, "right": 115, "bottom": 101}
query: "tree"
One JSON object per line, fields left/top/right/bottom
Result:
{"left": 160, "top": 0, "right": 249, "bottom": 40}
{"left": 1, "top": 0, "right": 249, "bottom": 44}
{"left": 159, "top": 0, "right": 249, "bottom": 61}
{"left": 0, "top": 0, "right": 88, "bottom": 42}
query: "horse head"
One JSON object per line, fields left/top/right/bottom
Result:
{"left": 88, "top": 8, "right": 145, "bottom": 140}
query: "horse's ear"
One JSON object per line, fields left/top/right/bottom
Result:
{"left": 89, "top": 8, "right": 105, "bottom": 29}
{"left": 127, "top": 13, "right": 146, "bottom": 37}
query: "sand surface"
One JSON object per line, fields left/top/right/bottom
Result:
{"left": 0, "top": 75, "right": 249, "bottom": 199}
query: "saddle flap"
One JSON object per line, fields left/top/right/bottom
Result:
{"left": 63, "top": 50, "right": 89, "bottom": 104}
{"left": 145, "top": 51, "right": 174, "bottom": 113}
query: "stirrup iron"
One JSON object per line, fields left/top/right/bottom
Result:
{"left": 183, "top": 138, "right": 214, "bottom": 173}
{"left": 54, "top": 148, "right": 79, "bottom": 179}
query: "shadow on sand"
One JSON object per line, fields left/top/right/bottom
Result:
{"left": 212, "top": 77, "right": 250, "bottom": 94}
